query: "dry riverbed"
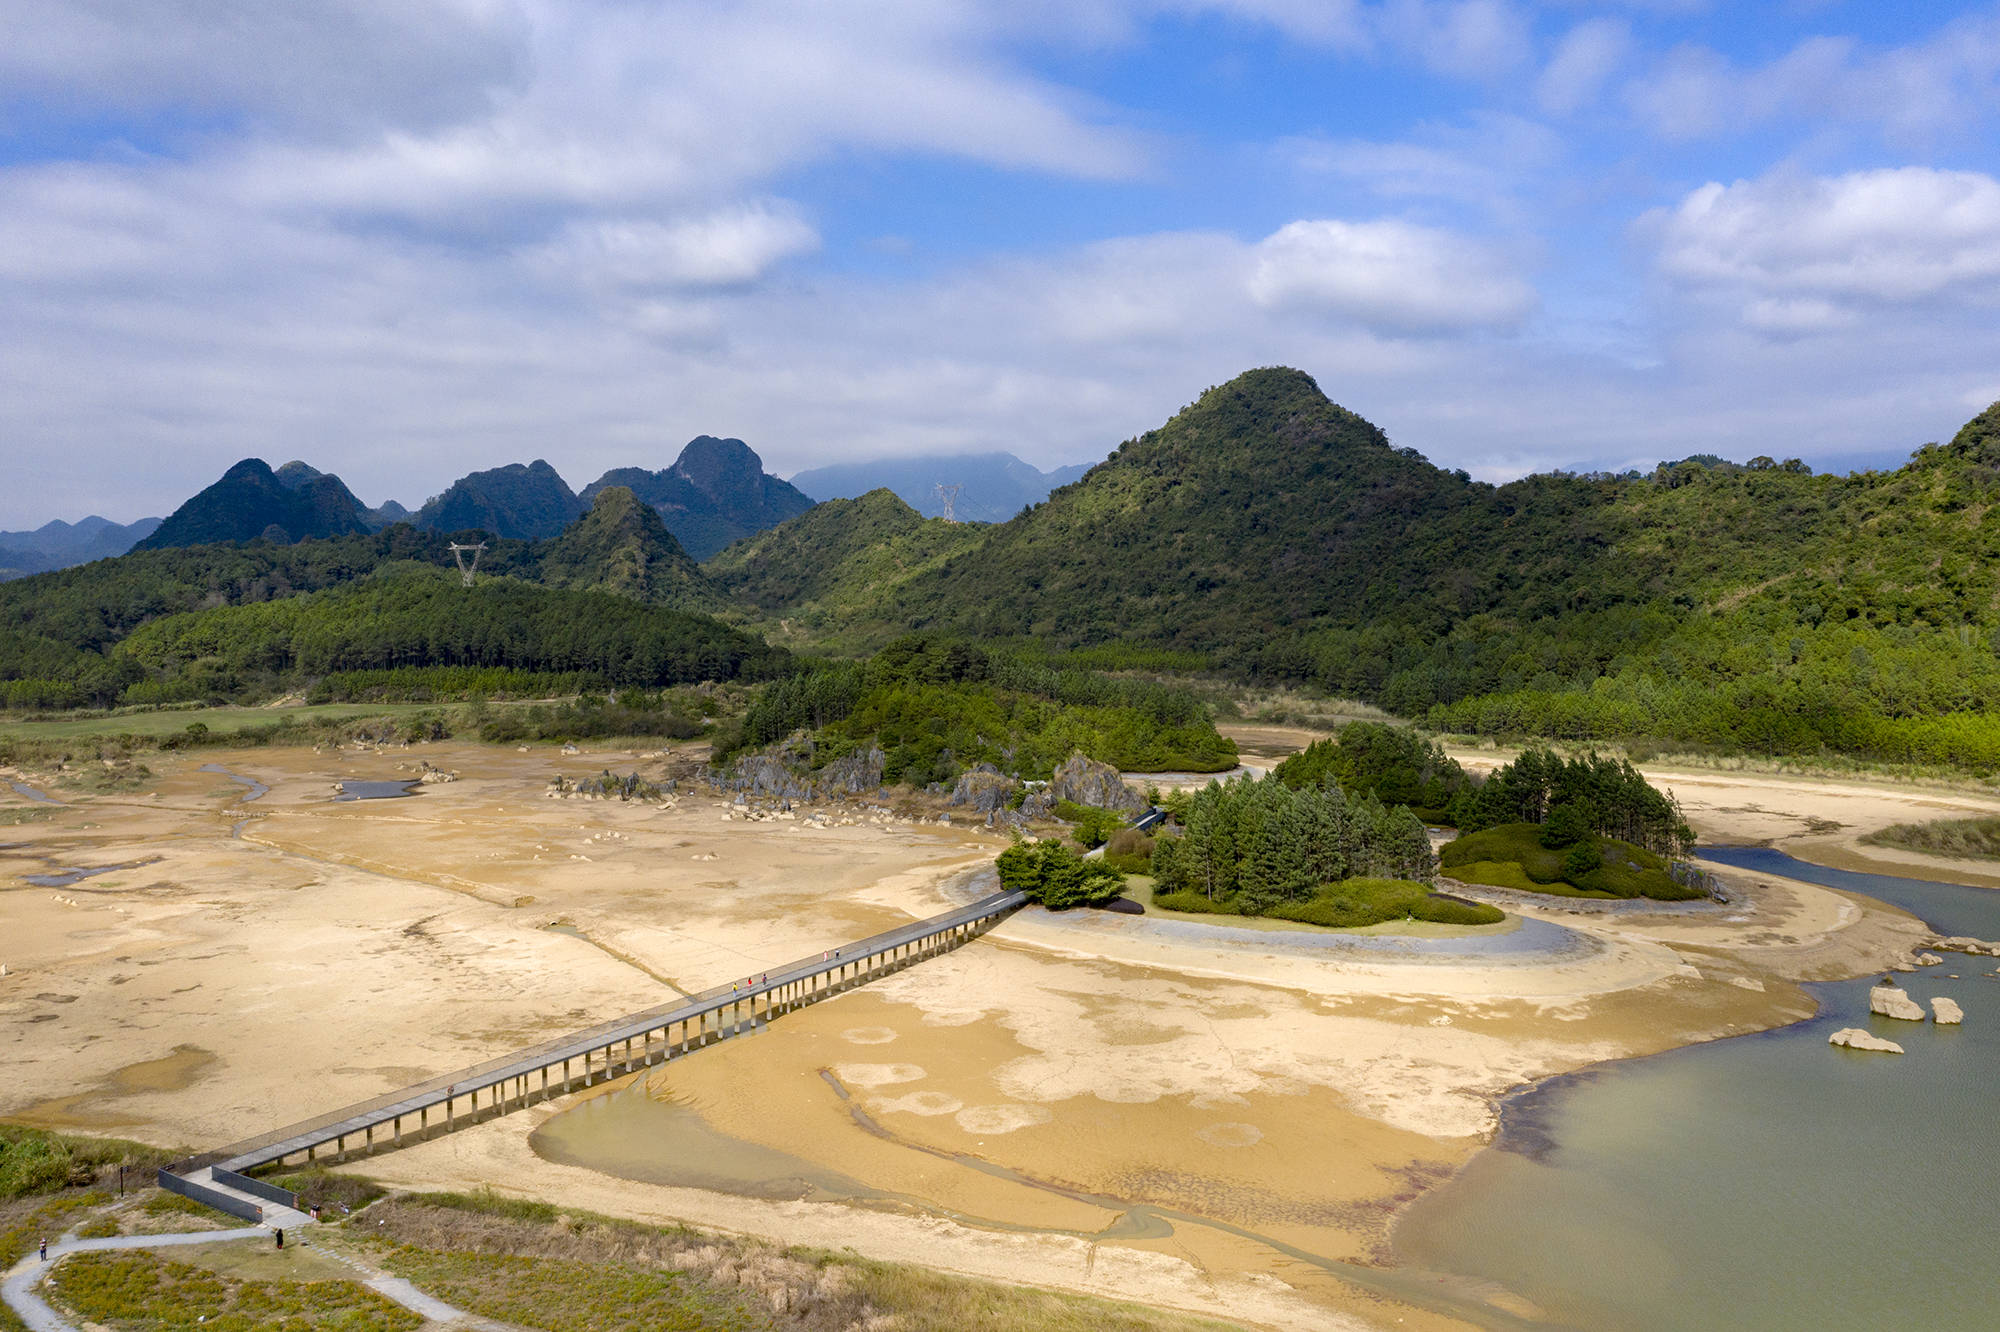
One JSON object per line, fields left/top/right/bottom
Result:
{"left": 0, "top": 732, "right": 1962, "bottom": 1331}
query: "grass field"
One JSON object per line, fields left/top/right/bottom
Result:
{"left": 362, "top": 1191, "right": 1248, "bottom": 1332}
{"left": 44, "top": 1250, "right": 421, "bottom": 1332}
{"left": 1861, "top": 813, "right": 2000, "bottom": 861}
{"left": 0, "top": 702, "right": 448, "bottom": 744}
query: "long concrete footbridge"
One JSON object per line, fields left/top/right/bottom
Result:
{"left": 161, "top": 887, "right": 1026, "bottom": 1219}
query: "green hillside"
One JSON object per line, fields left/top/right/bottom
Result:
{"left": 838, "top": 369, "right": 2000, "bottom": 770}
{"left": 537, "top": 486, "right": 722, "bottom": 612}
{"left": 117, "top": 570, "right": 786, "bottom": 697}
{"left": 704, "top": 489, "right": 983, "bottom": 644}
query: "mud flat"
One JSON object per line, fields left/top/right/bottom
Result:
{"left": 0, "top": 737, "right": 1941, "bottom": 1330}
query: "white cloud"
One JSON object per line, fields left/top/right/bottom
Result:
{"left": 1250, "top": 218, "right": 1536, "bottom": 332}
{"left": 1651, "top": 168, "right": 2000, "bottom": 308}
{"left": 1282, "top": 113, "right": 1562, "bottom": 219}
{"left": 1378, "top": 0, "right": 1533, "bottom": 79}
{"left": 1537, "top": 18, "right": 1630, "bottom": 116}
{"left": 1623, "top": 14, "right": 2000, "bottom": 146}
{"left": 533, "top": 206, "right": 821, "bottom": 291}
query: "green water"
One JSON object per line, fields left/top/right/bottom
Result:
{"left": 1398, "top": 853, "right": 2000, "bottom": 1331}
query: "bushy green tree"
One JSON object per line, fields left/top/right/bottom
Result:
{"left": 996, "top": 838, "right": 1125, "bottom": 910}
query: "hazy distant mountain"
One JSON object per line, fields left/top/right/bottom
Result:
{"left": 135, "top": 459, "right": 371, "bottom": 550}
{"left": 583, "top": 436, "right": 815, "bottom": 560}
{"left": 788, "top": 452, "right": 1099, "bottom": 523}
{"left": 367, "top": 499, "right": 411, "bottom": 529}
{"left": 0, "top": 515, "right": 162, "bottom": 580}
{"left": 414, "top": 460, "right": 584, "bottom": 541}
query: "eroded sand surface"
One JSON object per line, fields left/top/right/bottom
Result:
{"left": 0, "top": 734, "right": 1963, "bottom": 1330}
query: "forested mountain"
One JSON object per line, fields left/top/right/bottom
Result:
{"left": 790, "top": 452, "right": 1095, "bottom": 522}
{"left": 783, "top": 368, "right": 2000, "bottom": 769}
{"left": 584, "top": 436, "right": 815, "bottom": 559}
{"left": 536, "top": 486, "right": 721, "bottom": 612}
{"left": 703, "top": 489, "right": 982, "bottom": 644}
{"left": 0, "top": 516, "right": 160, "bottom": 580}
{"left": 135, "top": 459, "right": 371, "bottom": 550}
{"left": 414, "top": 460, "right": 584, "bottom": 540}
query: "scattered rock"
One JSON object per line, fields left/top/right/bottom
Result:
{"left": 1829, "top": 1027, "right": 1904, "bottom": 1054}
{"left": 1916, "top": 952, "right": 1945, "bottom": 966}
{"left": 561, "top": 743, "right": 580, "bottom": 755}
{"left": 1869, "top": 984, "right": 1927, "bottom": 1021}
{"left": 1933, "top": 996, "right": 1964, "bottom": 1025}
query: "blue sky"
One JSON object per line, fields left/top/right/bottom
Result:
{"left": 5, "top": 1, "right": 2000, "bottom": 525}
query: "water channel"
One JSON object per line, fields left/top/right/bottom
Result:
{"left": 1395, "top": 849, "right": 2000, "bottom": 1330}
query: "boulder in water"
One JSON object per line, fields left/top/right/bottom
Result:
{"left": 1869, "top": 984, "right": 1927, "bottom": 1021}
{"left": 1829, "top": 1027, "right": 1904, "bottom": 1054}
{"left": 1916, "top": 952, "right": 1945, "bottom": 966}
{"left": 1933, "top": 996, "right": 1965, "bottom": 1025}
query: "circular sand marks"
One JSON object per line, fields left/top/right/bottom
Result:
{"left": 1195, "top": 1122, "right": 1264, "bottom": 1149}
{"left": 841, "top": 1026, "right": 899, "bottom": 1046}
{"left": 955, "top": 1103, "right": 1053, "bottom": 1135}
{"left": 918, "top": 1009, "right": 987, "bottom": 1028}
{"left": 871, "top": 1090, "right": 963, "bottom": 1117}
{"left": 832, "top": 1063, "right": 926, "bottom": 1087}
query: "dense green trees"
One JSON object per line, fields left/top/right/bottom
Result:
{"left": 116, "top": 572, "right": 787, "bottom": 696}
{"left": 735, "top": 635, "right": 1237, "bottom": 782}
{"left": 1152, "top": 773, "right": 1439, "bottom": 909}
{"left": 1272, "top": 722, "right": 1473, "bottom": 822}
{"left": 996, "top": 838, "right": 1125, "bottom": 909}
{"left": 1455, "top": 748, "right": 1692, "bottom": 858}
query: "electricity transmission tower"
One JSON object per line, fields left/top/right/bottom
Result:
{"left": 447, "top": 541, "right": 488, "bottom": 588}
{"left": 934, "top": 482, "right": 964, "bottom": 523}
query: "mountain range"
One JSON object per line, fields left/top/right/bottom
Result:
{"left": 789, "top": 452, "right": 1093, "bottom": 522}
{"left": 11, "top": 366, "right": 2000, "bottom": 770}
{"left": 0, "top": 516, "right": 161, "bottom": 580}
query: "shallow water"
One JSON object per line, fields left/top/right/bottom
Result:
{"left": 23, "top": 858, "right": 161, "bottom": 887}
{"left": 7, "top": 781, "right": 61, "bottom": 805}
{"left": 331, "top": 780, "right": 419, "bottom": 801}
{"left": 198, "top": 763, "right": 269, "bottom": 803}
{"left": 1397, "top": 850, "right": 2000, "bottom": 1331}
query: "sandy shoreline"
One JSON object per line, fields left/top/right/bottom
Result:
{"left": 0, "top": 731, "right": 1978, "bottom": 1330}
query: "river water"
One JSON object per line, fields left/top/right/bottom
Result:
{"left": 1395, "top": 849, "right": 2000, "bottom": 1331}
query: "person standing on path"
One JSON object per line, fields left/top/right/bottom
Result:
{"left": 37, "top": 1238, "right": 45, "bottom": 1261}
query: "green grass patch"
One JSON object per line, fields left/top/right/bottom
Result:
{"left": 1862, "top": 813, "right": 2000, "bottom": 861}
{"left": 1158, "top": 879, "right": 1502, "bottom": 927}
{"left": 0, "top": 703, "right": 444, "bottom": 744}
{"left": 1439, "top": 823, "right": 1702, "bottom": 900}
{"left": 45, "top": 1250, "right": 422, "bottom": 1331}
{"left": 269, "top": 1168, "right": 383, "bottom": 1216}
{"left": 382, "top": 1247, "right": 766, "bottom": 1332}
{"left": 0, "top": 1126, "right": 176, "bottom": 1201}
{"left": 396, "top": 1186, "right": 563, "bottom": 1225}
{"left": 0, "top": 1189, "right": 111, "bottom": 1269}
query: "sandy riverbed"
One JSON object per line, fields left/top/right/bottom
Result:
{"left": 0, "top": 732, "right": 1974, "bottom": 1330}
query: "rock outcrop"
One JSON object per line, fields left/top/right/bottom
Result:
{"left": 1869, "top": 984, "right": 1927, "bottom": 1021}
{"left": 1916, "top": 951, "right": 1945, "bottom": 966}
{"left": 1045, "top": 752, "right": 1147, "bottom": 813}
{"left": 1933, "top": 996, "right": 1965, "bottom": 1025}
{"left": 949, "top": 764, "right": 1019, "bottom": 815}
{"left": 1829, "top": 1027, "right": 1905, "bottom": 1054}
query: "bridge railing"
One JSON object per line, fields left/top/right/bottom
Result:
{"left": 193, "top": 885, "right": 1024, "bottom": 1172}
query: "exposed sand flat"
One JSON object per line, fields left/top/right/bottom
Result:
{"left": 0, "top": 734, "right": 1950, "bottom": 1330}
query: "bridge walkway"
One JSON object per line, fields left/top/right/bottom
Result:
{"left": 161, "top": 887, "right": 1026, "bottom": 1195}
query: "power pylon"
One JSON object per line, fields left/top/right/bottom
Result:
{"left": 934, "top": 482, "right": 964, "bottom": 523}
{"left": 447, "top": 541, "right": 488, "bottom": 587}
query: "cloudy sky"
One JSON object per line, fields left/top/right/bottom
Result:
{"left": 6, "top": 1, "right": 2000, "bottom": 525}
